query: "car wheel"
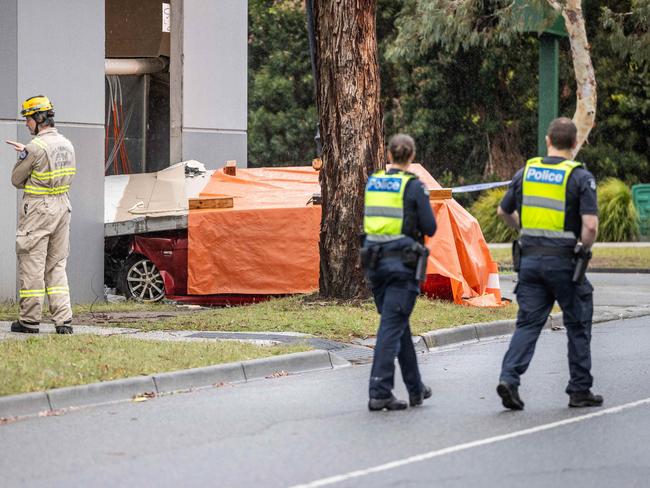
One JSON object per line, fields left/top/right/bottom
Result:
{"left": 118, "top": 254, "right": 166, "bottom": 302}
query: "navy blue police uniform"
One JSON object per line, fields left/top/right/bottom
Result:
{"left": 364, "top": 169, "right": 436, "bottom": 405}
{"left": 499, "top": 156, "right": 598, "bottom": 397}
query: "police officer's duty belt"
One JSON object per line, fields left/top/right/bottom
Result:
{"left": 520, "top": 246, "right": 575, "bottom": 257}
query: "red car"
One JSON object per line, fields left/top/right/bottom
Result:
{"left": 105, "top": 230, "right": 271, "bottom": 305}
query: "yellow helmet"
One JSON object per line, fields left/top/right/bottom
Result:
{"left": 20, "top": 95, "right": 54, "bottom": 117}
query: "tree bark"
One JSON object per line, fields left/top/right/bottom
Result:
{"left": 314, "top": 1, "right": 384, "bottom": 299}
{"left": 548, "top": 0, "right": 597, "bottom": 157}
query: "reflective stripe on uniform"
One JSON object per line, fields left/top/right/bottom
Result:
{"left": 24, "top": 185, "right": 70, "bottom": 195}
{"left": 365, "top": 234, "right": 406, "bottom": 243}
{"left": 31, "top": 168, "right": 76, "bottom": 181}
{"left": 32, "top": 139, "right": 47, "bottom": 150}
{"left": 364, "top": 206, "right": 404, "bottom": 218}
{"left": 46, "top": 286, "right": 69, "bottom": 295}
{"left": 520, "top": 228, "right": 577, "bottom": 239}
{"left": 19, "top": 288, "right": 45, "bottom": 298}
{"left": 521, "top": 195, "right": 565, "bottom": 212}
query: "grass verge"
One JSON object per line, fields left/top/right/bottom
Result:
{"left": 83, "top": 296, "right": 518, "bottom": 342}
{"left": 490, "top": 246, "right": 650, "bottom": 270}
{"left": 0, "top": 335, "right": 310, "bottom": 397}
{"left": 2, "top": 296, "right": 518, "bottom": 342}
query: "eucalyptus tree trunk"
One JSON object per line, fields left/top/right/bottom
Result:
{"left": 314, "top": 0, "right": 384, "bottom": 298}
{"left": 549, "top": 0, "right": 597, "bottom": 157}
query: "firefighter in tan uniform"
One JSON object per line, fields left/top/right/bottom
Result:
{"left": 5, "top": 95, "right": 76, "bottom": 334}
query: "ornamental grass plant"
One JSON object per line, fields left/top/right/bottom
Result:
{"left": 469, "top": 179, "right": 640, "bottom": 243}
{"left": 469, "top": 188, "right": 518, "bottom": 243}
{"left": 597, "top": 178, "right": 640, "bottom": 242}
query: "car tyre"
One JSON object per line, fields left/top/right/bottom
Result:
{"left": 117, "top": 254, "right": 166, "bottom": 302}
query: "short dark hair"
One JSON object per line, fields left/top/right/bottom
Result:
{"left": 547, "top": 117, "right": 577, "bottom": 150}
{"left": 388, "top": 133, "right": 416, "bottom": 164}
{"left": 32, "top": 110, "right": 55, "bottom": 128}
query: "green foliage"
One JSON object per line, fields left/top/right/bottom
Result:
{"left": 597, "top": 178, "right": 640, "bottom": 242}
{"left": 469, "top": 188, "right": 519, "bottom": 243}
{"left": 248, "top": 0, "right": 316, "bottom": 166}
{"left": 467, "top": 179, "right": 641, "bottom": 244}
{"left": 602, "top": 0, "right": 650, "bottom": 71}
{"left": 247, "top": 1, "right": 650, "bottom": 185}
{"left": 389, "top": 0, "right": 553, "bottom": 57}
{"left": 572, "top": 0, "right": 650, "bottom": 184}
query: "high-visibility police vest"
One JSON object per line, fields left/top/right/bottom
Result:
{"left": 364, "top": 170, "right": 416, "bottom": 242}
{"left": 520, "top": 157, "right": 582, "bottom": 240}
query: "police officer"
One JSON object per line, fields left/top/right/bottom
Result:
{"left": 5, "top": 95, "right": 76, "bottom": 334}
{"left": 496, "top": 117, "right": 602, "bottom": 409}
{"left": 363, "top": 134, "right": 437, "bottom": 411}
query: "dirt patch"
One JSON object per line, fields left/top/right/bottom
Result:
{"left": 72, "top": 309, "right": 206, "bottom": 326}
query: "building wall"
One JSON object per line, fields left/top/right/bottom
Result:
{"left": 1, "top": 0, "right": 249, "bottom": 303}
{"left": 0, "top": 0, "right": 105, "bottom": 303}
{"left": 0, "top": 0, "right": 20, "bottom": 300}
{"left": 182, "top": 0, "right": 248, "bottom": 169}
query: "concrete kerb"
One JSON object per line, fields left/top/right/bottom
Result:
{"left": 48, "top": 376, "right": 157, "bottom": 411}
{"left": 0, "top": 391, "right": 51, "bottom": 419}
{"left": 2, "top": 307, "right": 648, "bottom": 421}
{"left": 153, "top": 362, "right": 247, "bottom": 393}
{"left": 419, "top": 308, "right": 650, "bottom": 351}
{"left": 242, "top": 350, "right": 335, "bottom": 380}
{"left": 0, "top": 349, "right": 349, "bottom": 421}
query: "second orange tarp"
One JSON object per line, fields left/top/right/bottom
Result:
{"left": 187, "top": 165, "right": 504, "bottom": 306}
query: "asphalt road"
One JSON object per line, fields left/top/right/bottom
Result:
{"left": 501, "top": 271, "right": 650, "bottom": 307}
{"left": 2, "top": 315, "right": 649, "bottom": 487}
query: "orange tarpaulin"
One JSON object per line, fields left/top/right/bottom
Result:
{"left": 405, "top": 165, "right": 504, "bottom": 307}
{"left": 188, "top": 168, "right": 321, "bottom": 295}
{"left": 187, "top": 165, "right": 504, "bottom": 306}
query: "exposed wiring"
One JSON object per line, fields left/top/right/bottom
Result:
{"left": 104, "top": 75, "right": 134, "bottom": 176}
{"left": 105, "top": 99, "right": 135, "bottom": 174}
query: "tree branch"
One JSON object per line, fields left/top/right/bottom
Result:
{"left": 558, "top": 0, "right": 597, "bottom": 157}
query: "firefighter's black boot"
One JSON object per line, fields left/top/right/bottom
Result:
{"left": 10, "top": 321, "right": 39, "bottom": 334}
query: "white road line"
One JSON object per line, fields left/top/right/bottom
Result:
{"left": 289, "top": 397, "right": 650, "bottom": 488}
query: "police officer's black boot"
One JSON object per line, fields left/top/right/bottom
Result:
{"left": 497, "top": 381, "right": 525, "bottom": 410}
{"left": 55, "top": 320, "right": 73, "bottom": 335}
{"left": 568, "top": 390, "right": 603, "bottom": 408}
{"left": 368, "top": 395, "right": 408, "bottom": 411}
{"left": 409, "top": 384, "right": 433, "bottom": 407}
{"left": 10, "top": 321, "right": 39, "bottom": 334}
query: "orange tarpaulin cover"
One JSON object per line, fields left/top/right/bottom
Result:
{"left": 188, "top": 168, "right": 321, "bottom": 295}
{"left": 404, "top": 165, "right": 503, "bottom": 306}
{"left": 187, "top": 165, "right": 504, "bottom": 306}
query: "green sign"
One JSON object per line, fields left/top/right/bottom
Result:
{"left": 512, "top": 0, "right": 568, "bottom": 37}
{"left": 512, "top": 1, "right": 568, "bottom": 154}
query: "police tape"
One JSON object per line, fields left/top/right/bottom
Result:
{"left": 451, "top": 180, "right": 511, "bottom": 194}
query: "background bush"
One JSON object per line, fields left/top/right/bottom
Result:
{"left": 597, "top": 178, "right": 640, "bottom": 242}
{"left": 470, "top": 179, "right": 640, "bottom": 243}
{"left": 469, "top": 188, "right": 518, "bottom": 243}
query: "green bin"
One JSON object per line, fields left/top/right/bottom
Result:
{"left": 632, "top": 184, "right": 650, "bottom": 238}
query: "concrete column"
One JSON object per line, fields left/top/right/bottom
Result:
{"left": 182, "top": 0, "right": 248, "bottom": 169}
{"left": 0, "top": 0, "right": 19, "bottom": 300}
{"left": 0, "top": 0, "right": 105, "bottom": 303}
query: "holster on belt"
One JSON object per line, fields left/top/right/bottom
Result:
{"left": 360, "top": 245, "right": 382, "bottom": 270}
{"left": 572, "top": 244, "right": 592, "bottom": 284}
{"left": 512, "top": 240, "right": 522, "bottom": 272}
{"left": 401, "top": 242, "right": 429, "bottom": 281}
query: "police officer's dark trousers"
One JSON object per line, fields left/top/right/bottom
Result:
{"left": 368, "top": 263, "right": 422, "bottom": 400}
{"left": 500, "top": 255, "right": 594, "bottom": 393}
